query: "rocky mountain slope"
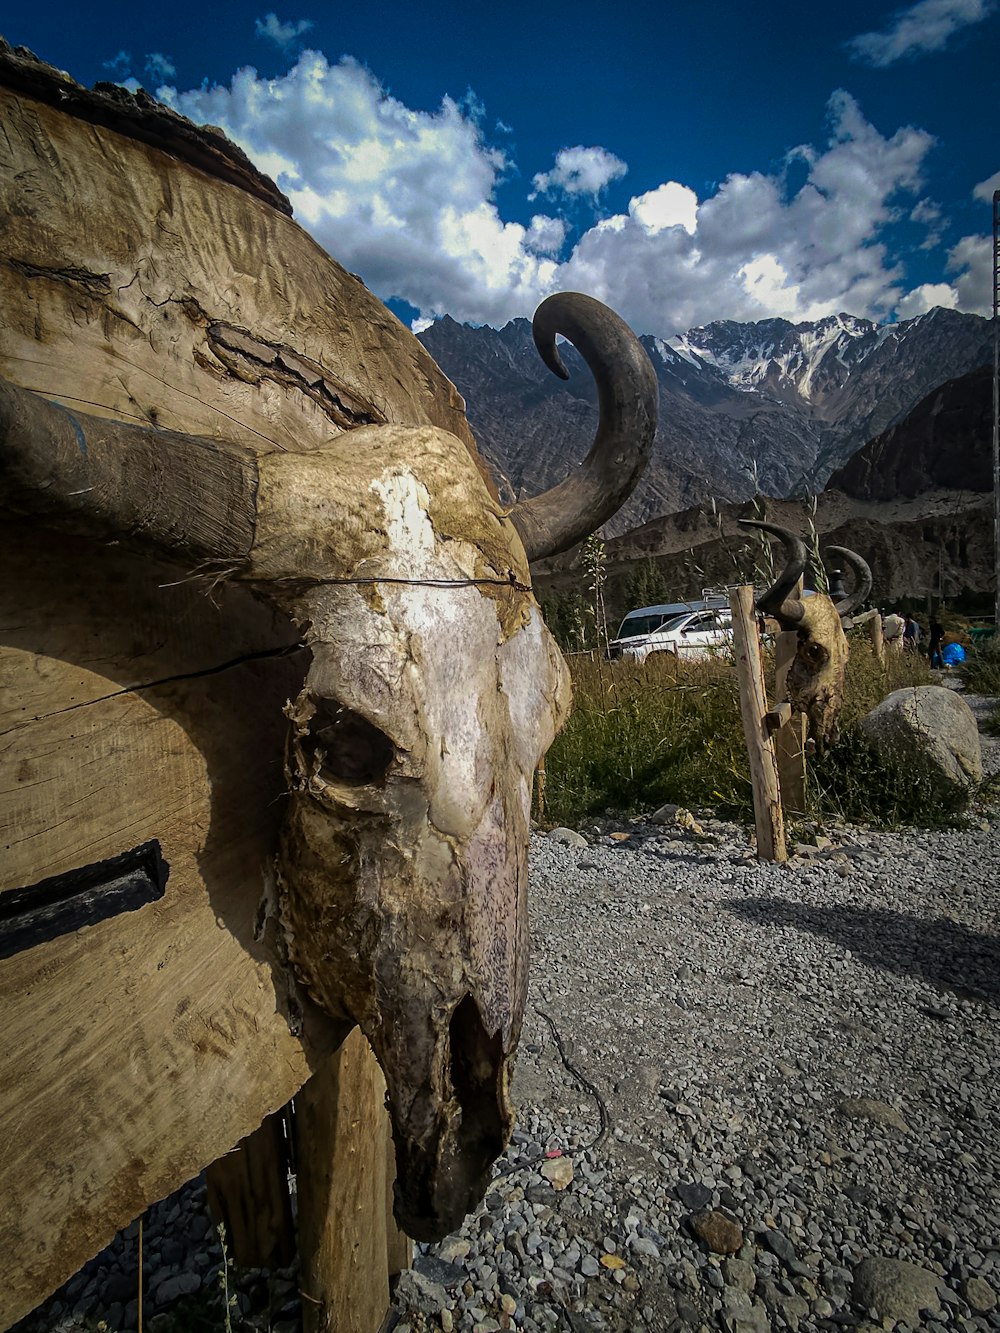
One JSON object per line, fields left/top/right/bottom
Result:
{"left": 418, "top": 308, "right": 992, "bottom": 535}
{"left": 532, "top": 366, "right": 996, "bottom": 613}
{"left": 828, "top": 365, "right": 993, "bottom": 501}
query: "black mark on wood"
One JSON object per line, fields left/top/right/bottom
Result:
{"left": 0, "top": 840, "right": 169, "bottom": 959}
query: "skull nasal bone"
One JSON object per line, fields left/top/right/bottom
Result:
{"left": 306, "top": 700, "right": 395, "bottom": 785}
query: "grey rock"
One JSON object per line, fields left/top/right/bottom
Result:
{"left": 153, "top": 1272, "right": 201, "bottom": 1307}
{"left": 394, "top": 1268, "right": 450, "bottom": 1315}
{"left": 961, "top": 1275, "right": 997, "bottom": 1313}
{"left": 548, "top": 827, "right": 589, "bottom": 848}
{"left": 852, "top": 1256, "right": 943, "bottom": 1324}
{"left": 861, "top": 686, "right": 982, "bottom": 799}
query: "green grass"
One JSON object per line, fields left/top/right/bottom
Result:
{"left": 541, "top": 637, "right": 956, "bottom": 830}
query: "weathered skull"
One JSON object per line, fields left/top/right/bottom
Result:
{"left": 740, "top": 520, "right": 872, "bottom": 751}
{"left": 247, "top": 426, "right": 571, "bottom": 1237}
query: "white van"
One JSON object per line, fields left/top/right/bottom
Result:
{"left": 608, "top": 595, "right": 733, "bottom": 663}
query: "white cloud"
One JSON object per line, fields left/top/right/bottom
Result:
{"left": 255, "top": 13, "right": 314, "bottom": 49}
{"left": 946, "top": 234, "right": 994, "bottom": 313}
{"left": 847, "top": 0, "right": 994, "bottom": 66}
{"left": 530, "top": 146, "right": 627, "bottom": 199}
{"left": 145, "top": 52, "right": 176, "bottom": 81}
{"left": 629, "top": 182, "right": 698, "bottom": 235}
{"left": 159, "top": 59, "right": 967, "bottom": 335}
{"left": 972, "top": 169, "right": 1000, "bottom": 202}
{"left": 103, "top": 50, "right": 132, "bottom": 79}
{"left": 895, "top": 282, "right": 959, "bottom": 318}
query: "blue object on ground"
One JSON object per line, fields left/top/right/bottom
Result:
{"left": 942, "top": 642, "right": 966, "bottom": 665}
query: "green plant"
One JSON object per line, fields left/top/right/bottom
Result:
{"left": 541, "top": 633, "right": 954, "bottom": 830}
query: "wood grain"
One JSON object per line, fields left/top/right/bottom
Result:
{"left": 0, "top": 523, "right": 344, "bottom": 1327}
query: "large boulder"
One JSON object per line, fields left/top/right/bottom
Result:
{"left": 860, "top": 686, "right": 982, "bottom": 800}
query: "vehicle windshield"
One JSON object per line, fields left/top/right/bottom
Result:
{"left": 615, "top": 614, "right": 671, "bottom": 639}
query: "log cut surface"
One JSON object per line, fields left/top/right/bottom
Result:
{"left": 0, "top": 523, "right": 345, "bottom": 1327}
{"left": 0, "top": 79, "right": 477, "bottom": 465}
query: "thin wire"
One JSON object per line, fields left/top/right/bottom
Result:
{"left": 268, "top": 574, "right": 533, "bottom": 593}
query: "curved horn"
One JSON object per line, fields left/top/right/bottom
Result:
{"left": 738, "top": 519, "right": 808, "bottom": 626}
{"left": 510, "top": 292, "right": 657, "bottom": 562}
{"left": 825, "top": 544, "right": 872, "bottom": 618}
{"left": 0, "top": 376, "right": 258, "bottom": 562}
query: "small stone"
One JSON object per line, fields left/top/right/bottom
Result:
{"left": 580, "top": 1255, "right": 601, "bottom": 1277}
{"left": 689, "top": 1209, "right": 744, "bottom": 1255}
{"left": 649, "top": 803, "right": 681, "bottom": 824}
{"left": 723, "top": 1258, "right": 757, "bottom": 1292}
{"left": 761, "top": 1229, "right": 796, "bottom": 1264}
{"left": 440, "top": 1310, "right": 454, "bottom": 1333}
{"left": 676, "top": 1181, "right": 713, "bottom": 1210}
{"left": 500, "top": 1293, "right": 517, "bottom": 1315}
{"left": 547, "top": 827, "right": 588, "bottom": 848}
{"left": 153, "top": 1272, "right": 201, "bottom": 1308}
{"left": 437, "top": 1237, "right": 471, "bottom": 1263}
{"left": 540, "top": 1156, "right": 574, "bottom": 1190}
{"left": 961, "top": 1275, "right": 997, "bottom": 1313}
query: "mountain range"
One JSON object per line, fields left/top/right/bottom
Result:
{"left": 418, "top": 307, "right": 993, "bottom": 536}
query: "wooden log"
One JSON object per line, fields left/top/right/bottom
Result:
{"left": 296, "top": 1027, "right": 410, "bottom": 1333}
{"left": 869, "top": 612, "right": 885, "bottom": 665}
{"left": 730, "top": 585, "right": 787, "bottom": 862}
{"left": 773, "top": 624, "right": 807, "bottom": 816}
{"left": 0, "top": 523, "right": 344, "bottom": 1328}
{"left": 206, "top": 1110, "right": 295, "bottom": 1269}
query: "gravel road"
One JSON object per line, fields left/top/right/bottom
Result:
{"left": 17, "top": 708, "right": 1000, "bottom": 1333}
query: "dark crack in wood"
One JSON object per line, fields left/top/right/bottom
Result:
{"left": 208, "top": 323, "right": 385, "bottom": 430}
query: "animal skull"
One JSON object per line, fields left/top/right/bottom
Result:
{"left": 739, "top": 520, "right": 872, "bottom": 751}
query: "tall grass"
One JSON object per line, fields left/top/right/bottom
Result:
{"left": 543, "top": 639, "right": 947, "bottom": 829}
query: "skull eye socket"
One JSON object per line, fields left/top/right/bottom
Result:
{"left": 305, "top": 700, "right": 395, "bottom": 785}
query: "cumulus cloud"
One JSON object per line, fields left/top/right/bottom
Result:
{"left": 629, "top": 182, "right": 698, "bottom": 235}
{"left": 102, "top": 50, "right": 133, "bottom": 80}
{"left": 847, "top": 0, "right": 994, "bottom": 66}
{"left": 946, "top": 234, "right": 994, "bottom": 313}
{"left": 531, "top": 146, "right": 627, "bottom": 199}
{"left": 145, "top": 52, "right": 176, "bottom": 82}
{"left": 159, "top": 57, "right": 963, "bottom": 335}
{"left": 895, "top": 282, "right": 959, "bottom": 318}
{"left": 255, "top": 13, "right": 314, "bottom": 49}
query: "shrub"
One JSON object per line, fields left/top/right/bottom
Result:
{"left": 541, "top": 635, "right": 958, "bottom": 830}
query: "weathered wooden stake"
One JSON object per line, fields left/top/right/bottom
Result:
{"left": 869, "top": 611, "right": 885, "bottom": 665}
{"left": 730, "top": 585, "right": 787, "bottom": 862}
{"left": 205, "top": 1110, "right": 295, "bottom": 1268}
{"left": 535, "top": 756, "right": 547, "bottom": 821}
{"left": 295, "top": 1028, "right": 411, "bottom": 1333}
{"left": 773, "top": 624, "right": 807, "bottom": 816}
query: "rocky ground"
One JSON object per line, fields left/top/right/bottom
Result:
{"left": 16, "top": 711, "right": 1000, "bottom": 1333}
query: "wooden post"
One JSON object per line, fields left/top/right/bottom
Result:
{"left": 773, "top": 626, "right": 807, "bottom": 816}
{"left": 869, "top": 611, "right": 885, "bottom": 665}
{"left": 295, "top": 1027, "right": 411, "bottom": 1333}
{"left": 730, "top": 585, "right": 787, "bottom": 862}
{"left": 206, "top": 1110, "right": 295, "bottom": 1268}
{"left": 534, "top": 756, "right": 547, "bottom": 821}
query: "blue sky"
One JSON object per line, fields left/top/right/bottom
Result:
{"left": 7, "top": 0, "right": 998, "bottom": 339}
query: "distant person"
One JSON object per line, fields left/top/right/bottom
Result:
{"left": 883, "top": 611, "right": 905, "bottom": 653}
{"left": 927, "top": 618, "right": 945, "bottom": 668}
{"left": 903, "top": 615, "right": 922, "bottom": 650}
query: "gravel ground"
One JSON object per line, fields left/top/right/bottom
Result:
{"left": 16, "top": 707, "right": 1000, "bottom": 1333}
